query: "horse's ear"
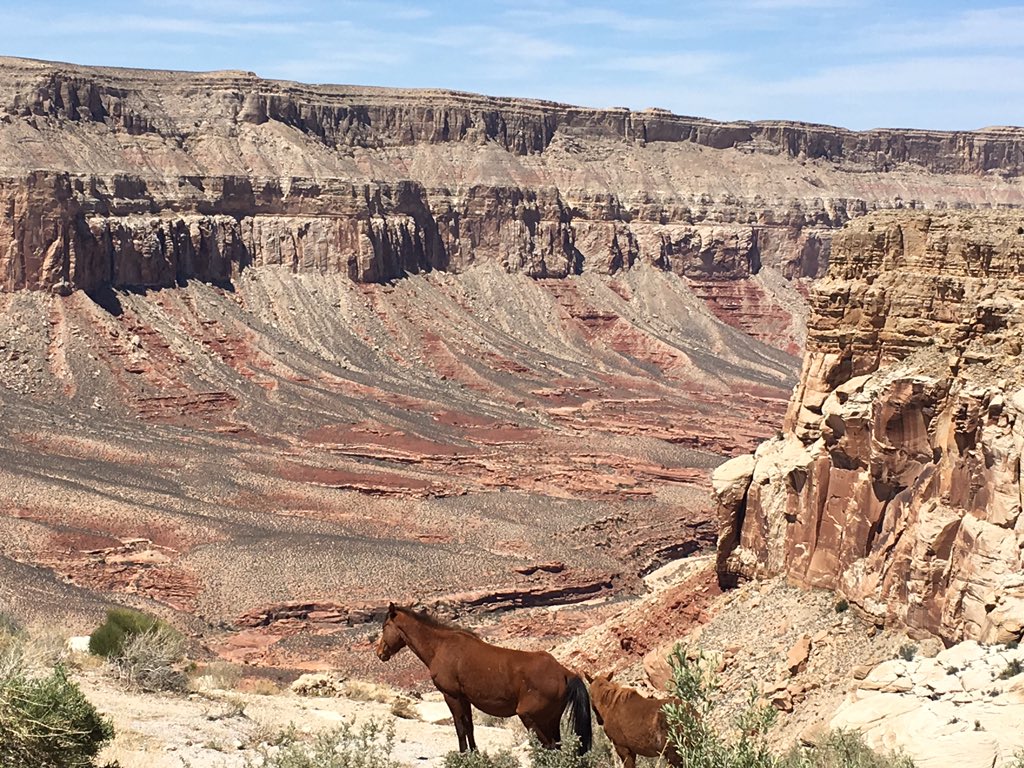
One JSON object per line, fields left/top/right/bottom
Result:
{"left": 387, "top": 602, "right": 396, "bottom": 617}
{"left": 606, "top": 669, "right": 615, "bottom": 681}
{"left": 583, "top": 670, "right": 593, "bottom": 683}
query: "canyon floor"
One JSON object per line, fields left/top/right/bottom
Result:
{"left": 0, "top": 265, "right": 798, "bottom": 679}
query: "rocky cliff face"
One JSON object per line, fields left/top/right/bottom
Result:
{"left": 715, "top": 211, "right": 1024, "bottom": 644}
{"left": 1, "top": 57, "right": 1023, "bottom": 355}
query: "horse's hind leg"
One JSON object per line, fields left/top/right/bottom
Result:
{"left": 518, "top": 712, "right": 556, "bottom": 748}
{"left": 615, "top": 745, "right": 636, "bottom": 768}
{"left": 536, "top": 713, "right": 562, "bottom": 750}
{"left": 443, "top": 693, "right": 473, "bottom": 752}
{"left": 463, "top": 699, "right": 477, "bottom": 751}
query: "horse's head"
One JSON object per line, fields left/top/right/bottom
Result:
{"left": 376, "top": 603, "right": 407, "bottom": 662}
{"left": 584, "top": 670, "right": 616, "bottom": 725}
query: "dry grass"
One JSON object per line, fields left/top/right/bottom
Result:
{"left": 343, "top": 679, "right": 395, "bottom": 703}
{"left": 202, "top": 660, "right": 243, "bottom": 690}
{"left": 390, "top": 696, "right": 418, "bottom": 719}
{"left": 245, "top": 677, "right": 283, "bottom": 696}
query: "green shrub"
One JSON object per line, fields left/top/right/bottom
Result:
{"left": 0, "top": 642, "right": 113, "bottom": 767}
{"left": 896, "top": 644, "right": 917, "bottom": 662}
{"left": 88, "top": 608, "right": 162, "bottom": 657}
{"left": 659, "top": 645, "right": 919, "bottom": 768}
{"left": 445, "top": 747, "right": 520, "bottom": 768}
{"left": 999, "top": 659, "right": 1023, "bottom": 680}
{"left": 524, "top": 722, "right": 616, "bottom": 768}
{"left": 779, "top": 730, "right": 915, "bottom": 768}
{"left": 663, "top": 645, "right": 777, "bottom": 768}
{"left": 244, "top": 718, "right": 399, "bottom": 768}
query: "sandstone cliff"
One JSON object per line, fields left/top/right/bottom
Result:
{"left": 715, "top": 211, "right": 1024, "bottom": 644}
{"left": 0, "top": 57, "right": 1023, "bottom": 355}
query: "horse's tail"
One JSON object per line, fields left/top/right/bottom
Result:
{"left": 565, "top": 675, "right": 592, "bottom": 754}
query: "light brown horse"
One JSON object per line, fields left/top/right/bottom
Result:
{"left": 587, "top": 673, "right": 684, "bottom": 768}
{"left": 376, "top": 603, "right": 591, "bottom": 753}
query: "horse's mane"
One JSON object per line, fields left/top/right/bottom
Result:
{"left": 593, "top": 677, "right": 633, "bottom": 708}
{"left": 395, "top": 606, "right": 479, "bottom": 637}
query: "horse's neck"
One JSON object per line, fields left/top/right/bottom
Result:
{"left": 397, "top": 615, "right": 448, "bottom": 666}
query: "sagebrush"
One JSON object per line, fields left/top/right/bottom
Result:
{"left": 527, "top": 728, "right": 614, "bottom": 768}
{"left": 244, "top": 718, "right": 399, "bottom": 768}
{"left": 0, "top": 632, "right": 114, "bottom": 768}
{"left": 106, "top": 625, "right": 187, "bottom": 692}
{"left": 662, "top": 644, "right": 914, "bottom": 768}
{"left": 444, "top": 747, "right": 520, "bottom": 768}
{"left": 779, "top": 730, "right": 915, "bottom": 768}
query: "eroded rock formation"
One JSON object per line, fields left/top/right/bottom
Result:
{"left": 0, "top": 57, "right": 1023, "bottom": 357}
{"left": 715, "top": 211, "right": 1024, "bottom": 644}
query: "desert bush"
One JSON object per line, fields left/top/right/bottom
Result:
{"left": 203, "top": 660, "right": 243, "bottom": 690}
{"left": 663, "top": 645, "right": 777, "bottom": 768}
{"left": 896, "top": 644, "right": 917, "bottom": 662}
{"left": 834, "top": 599, "right": 849, "bottom": 614}
{"left": 247, "top": 677, "right": 282, "bottom": 696}
{"left": 661, "top": 646, "right": 915, "bottom": 768}
{"left": 445, "top": 747, "right": 520, "bottom": 768}
{"left": 527, "top": 728, "right": 615, "bottom": 768}
{"left": 88, "top": 607, "right": 164, "bottom": 657}
{"left": 779, "top": 730, "right": 915, "bottom": 768}
{"left": 106, "top": 625, "right": 186, "bottom": 692}
{"left": 390, "top": 695, "right": 418, "bottom": 719}
{"left": 999, "top": 659, "right": 1024, "bottom": 680}
{"left": 0, "top": 612, "right": 23, "bottom": 639}
{"left": 0, "top": 638, "right": 114, "bottom": 768}
{"left": 244, "top": 718, "right": 399, "bottom": 768}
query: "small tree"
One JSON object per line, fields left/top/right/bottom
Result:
{"left": 662, "top": 644, "right": 776, "bottom": 768}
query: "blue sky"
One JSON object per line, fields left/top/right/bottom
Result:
{"left": 2, "top": 0, "right": 1023, "bottom": 131}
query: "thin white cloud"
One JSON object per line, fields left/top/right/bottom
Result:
{"left": 856, "top": 6, "right": 1024, "bottom": 54}
{"left": 40, "top": 13, "right": 319, "bottom": 38}
{"left": 501, "top": 6, "right": 684, "bottom": 36}
{"left": 608, "top": 52, "right": 725, "bottom": 76}
{"left": 739, "top": 0, "right": 856, "bottom": 8}
{"left": 427, "top": 25, "right": 577, "bottom": 61}
{"left": 772, "top": 55, "right": 1024, "bottom": 96}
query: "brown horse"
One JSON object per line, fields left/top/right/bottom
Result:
{"left": 376, "top": 603, "right": 591, "bottom": 753}
{"left": 587, "top": 673, "right": 684, "bottom": 768}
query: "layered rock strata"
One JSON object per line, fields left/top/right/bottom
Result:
{"left": 0, "top": 58, "right": 1023, "bottom": 357}
{"left": 715, "top": 211, "right": 1024, "bottom": 644}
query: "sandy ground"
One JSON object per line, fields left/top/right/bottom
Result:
{"left": 82, "top": 670, "right": 530, "bottom": 768}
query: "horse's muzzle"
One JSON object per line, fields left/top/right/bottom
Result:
{"left": 377, "top": 647, "right": 392, "bottom": 662}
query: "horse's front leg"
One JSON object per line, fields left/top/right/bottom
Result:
{"left": 444, "top": 693, "right": 473, "bottom": 752}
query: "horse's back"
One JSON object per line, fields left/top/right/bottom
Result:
{"left": 435, "top": 633, "right": 571, "bottom": 708}
{"left": 605, "top": 692, "right": 676, "bottom": 758}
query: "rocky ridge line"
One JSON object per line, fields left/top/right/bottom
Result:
{"left": 4, "top": 56, "right": 1024, "bottom": 171}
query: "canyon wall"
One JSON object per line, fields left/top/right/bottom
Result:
{"left": 715, "top": 211, "right": 1024, "bottom": 643}
{"left": 0, "top": 57, "right": 1022, "bottom": 352}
